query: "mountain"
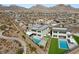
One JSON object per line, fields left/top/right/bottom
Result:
{"left": 30, "top": 4, "right": 48, "bottom": 10}
{"left": 8, "top": 5, "right": 27, "bottom": 10}
{"left": 29, "top": 4, "right": 79, "bottom": 13}
{"left": 29, "top": 4, "right": 49, "bottom": 12}
{"left": 0, "top": 5, "right": 8, "bottom": 10}
{"left": 0, "top": 5, "right": 27, "bottom": 12}
{"left": 50, "top": 4, "right": 73, "bottom": 9}
{"left": 49, "top": 4, "right": 79, "bottom": 13}
{"left": 0, "top": 4, "right": 79, "bottom": 13}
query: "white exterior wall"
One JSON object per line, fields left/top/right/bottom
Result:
{"left": 52, "top": 31, "right": 67, "bottom": 38}
{"left": 52, "top": 30, "right": 72, "bottom": 40}
{"left": 28, "top": 28, "right": 49, "bottom": 37}
{"left": 41, "top": 28, "right": 49, "bottom": 36}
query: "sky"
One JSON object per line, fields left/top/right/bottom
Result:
{"left": 2, "top": 4, "right": 79, "bottom": 8}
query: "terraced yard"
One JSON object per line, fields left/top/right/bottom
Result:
{"left": 48, "top": 38, "right": 68, "bottom": 54}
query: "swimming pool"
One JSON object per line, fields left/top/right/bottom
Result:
{"left": 59, "top": 40, "right": 69, "bottom": 49}
{"left": 32, "top": 36, "right": 41, "bottom": 44}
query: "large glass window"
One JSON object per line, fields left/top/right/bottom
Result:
{"left": 32, "top": 29, "right": 36, "bottom": 32}
{"left": 59, "top": 36, "right": 66, "bottom": 39}
{"left": 38, "top": 34, "right": 41, "bottom": 36}
{"left": 53, "top": 35, "right": 57, "bottom": 37}
{"left": 59, "top": 31, "right": 66, "bottom": 34}
{"left": 68, "top": 35, "right": 71, "bottom": 38}
{"left": 38, "top": 31, "right": 41, "bottom": 33}
{"left": 53, "top": 31, "right": 57, "bottom": 33}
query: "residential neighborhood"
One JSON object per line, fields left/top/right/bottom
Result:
{"left": 0, "top": 4, "right": 79, "bottom": 54}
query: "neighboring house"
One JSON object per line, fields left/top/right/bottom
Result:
{"left": 27, "top": 24, "right": 49, "bottom": 37}
{"left": 52, "top": 24, "right": 72, "bottom": 40}
{"left": 52, "top": 24, "right": 78, "bottom": 49}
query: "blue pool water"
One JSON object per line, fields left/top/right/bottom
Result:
{"left": 59, "top": 40, "right": 68, "bottom": 49}
{"left": 32, "top": 36, "right": 41, "bottom": 44}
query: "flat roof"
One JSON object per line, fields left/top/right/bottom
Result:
{"left": 52, "top": 27, "right": 68, "bottom": 31}
{"left": 52, "top": 23, "right": 72, "bottom": 32}
{"left": 30, "top": 24, "right": 48, "bottom": 31}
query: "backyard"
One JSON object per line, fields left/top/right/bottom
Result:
{"left": 48, "top": 38, "right": 68, "bottom": 54}
{"left": 73, "top": 35, "right": 79, "bottom": 44}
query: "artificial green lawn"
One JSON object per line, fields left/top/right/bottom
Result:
{"left": 48, "top": 38, "right": 67, "bottom": 54}
{"left": 73, "top": 35, "right": 79, "bottom": 44}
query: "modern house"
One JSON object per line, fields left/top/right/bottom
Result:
{"left": 26, "top": 24, "right": 49, "bottom": 46}
{"left": 52, "top": 24, "right": 72, "bottom": 40}
{"left": 27, "top": 24, "right": 49, "bottom": 37}
{"left": 52, "top": 24, "right": 78, "bottom": 49}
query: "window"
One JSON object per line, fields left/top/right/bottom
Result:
{"left": 53, "top": 35, "right": 57, "bottom": 37}
{"left": 38, "top": 34, "right": 41, "bottom": 36}
{"left": 59, "top": 31, "right": 66, "bottom": 34}
{"left": 68, "top": 35, "right": 71, "bottom": 38}
{"left": 38, "top": 31, "right": 41, "bottom": 33}
{"left": 54, "top": 31, "right": 57, "bottom": 33}
{"left": 59, "top": 36, "right": 66, "bottom": 39}
{"left": 33, "top": 33, "right": 36, "bottom": 35}
{"left": 63, "top": 36, "right": 66, "bottom": 38}
{"left": 32, "top": 29, "right": 36, "bottom": 32}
